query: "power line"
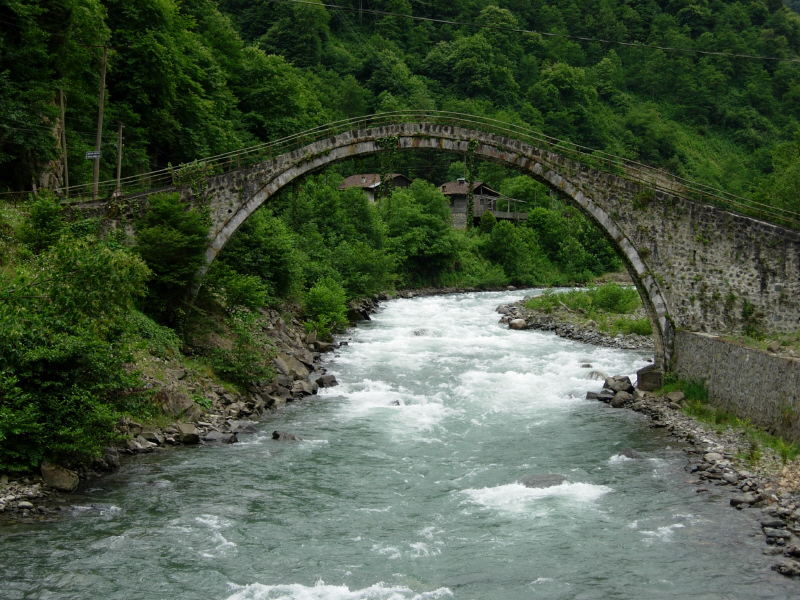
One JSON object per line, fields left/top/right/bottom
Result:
{"left": 270, "top": 0, "right": 800, "bottom": 63}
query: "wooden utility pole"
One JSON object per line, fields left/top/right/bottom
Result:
{"left": 92, "top": 45, "right": 108, "bottom": 201}
{"left": 115, "top": 122, "right": 124, "bottom": 195}
{"left": 59, "top": 88, "right": 69, "bottom": 198}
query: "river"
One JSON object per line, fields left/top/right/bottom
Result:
{"left": 1, "top": 290, "right": 797, "bottom": 599}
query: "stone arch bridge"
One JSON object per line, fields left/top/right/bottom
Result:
{"left": 65, "top": 112, "right": 800, "bottom": 373}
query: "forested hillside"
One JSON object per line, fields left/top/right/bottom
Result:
{"left": 2, "top": 0, "right": 800, "bottom": 209}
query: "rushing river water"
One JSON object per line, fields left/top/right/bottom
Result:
{"left": 2, "top": 291, "right": 798, "bottom": 599}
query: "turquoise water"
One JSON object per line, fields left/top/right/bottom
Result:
{"left": 1, "top": 291, "right": 796, "bottom": 599}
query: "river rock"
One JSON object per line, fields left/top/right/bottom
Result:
{"left": 619, "top": 448, "right": 643, "bottom": 459}
{"left": 229, "top": 420, "right": 259, "bottom": 434}
{"left": 176, "top": 422, "right": 200, "bottom": 444}
{"left": 518, "top": 474, "right": 567, "bottom": 488}
{"left": 636, "top": 364, "right": 662, "bottom": 391}
{"left": 273, "top": 431, "right": 301, "bottom": 441}
{"left": 161, "top": 391, "right": 194, "bottom": 417}
{"left": 605, "top": 376, "right": 634, "bottom": 394}
{"left": 274, "top": 353, "right": 310, "bottom": 380}
{"left": 140, "top": 427, "right": 165, "bottom": 445}
{"left": 704, "top": 452, "right": 724, "bottom": 463}
{"left": 764, "top": 527, "right": 793, "bottom": 539}
{"left": 509, "top": 319, "right": 527, "bottom": 330}
{"left": 666, "top": 391, "right": 685, "bottom": 404}
{"left": 41, "top": 462, "right": 79, "bottom": 492}
{"left": 203, "top": 431, "right": 224, "bottom": 443}
{"left": 730, "top": 493, "right": 758, "bottom": 506}
{"left": 722, "top": 472, "right": 739, "bottom": 484}
{"left": 18, "top": 501, "right": 34, "bottom": 510}
{"left": 772, "top": 561, "right": 800, "bottom": 577}
{"left": 610, "top": 391, "right": 633, "bottom": 408}
{"left": 315, "top": 374, "right": 338, "bottom": 388}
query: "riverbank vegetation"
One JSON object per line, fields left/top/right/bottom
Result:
{"left": 524, "top": 283, "right": 653, "bottom": 336}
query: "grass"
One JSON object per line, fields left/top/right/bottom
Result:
{"left": 722, "top": 330, "right": 800, "bottom": 356}
{"left": 524, "top": 283, "right": 653, "bottom": 336}
{"left": 659, "top": 374, "right": 800, "bottom": 464}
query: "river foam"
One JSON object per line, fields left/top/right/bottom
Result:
{"left": 224, "top": 581, "right": 453, "bottom": 600}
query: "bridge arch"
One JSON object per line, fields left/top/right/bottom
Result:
{"left": 199, "top": 122, "right": 673, "bottom": 370}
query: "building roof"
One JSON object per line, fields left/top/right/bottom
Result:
{"left": 440, "top": 180, "right": 499, "bottom": 196}
{"left": 339, "top": 173, "right": 408, "bottom": 190}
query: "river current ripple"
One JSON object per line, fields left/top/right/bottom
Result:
{"left": 1, "top": 290, "right": 797, "bottom": 599}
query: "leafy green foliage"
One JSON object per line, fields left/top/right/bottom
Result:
{"left": 135, "top": 193, "right": 209, "bottom": 324}
{"left": 303, "top": 276, "right": 349, "bottom": 340}
{"left": 18, "top": 193, "right": 65, "bottom": 253}
{"left": 478, "top": 209, "right": 497, "bottom": 234}
{"left": 127, "top": 310, "right": 182, "bottom": 359}
{"left": 0, "top": 236, "right": 151, "bottom": 471}
{"left": 210, "top": 310, "right": 275, "bottom": 385}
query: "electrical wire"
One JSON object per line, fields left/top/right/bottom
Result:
{"left": 269, "top": 0, "right": 800, "bottom": 63}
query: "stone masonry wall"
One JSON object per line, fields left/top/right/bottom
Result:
{"left": 673, "top": 330, "right": 800, "bottom": 443}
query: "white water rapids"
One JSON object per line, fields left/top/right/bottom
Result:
{"left": 1, "top": 290, "right": 797, "bottom": 599}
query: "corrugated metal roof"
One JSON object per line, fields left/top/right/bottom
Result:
{"left": 338, "top": 174, "right": 407, "bottom": 190}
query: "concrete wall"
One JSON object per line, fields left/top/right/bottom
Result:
{"left": 673, "top": 330, "right": 800, "bottom": 442}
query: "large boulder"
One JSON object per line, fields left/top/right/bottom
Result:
{"left": 518, "top": 474, "right": 567, "bottom": 489}
{"left": 509, "top": 319, "right": 527, "bottom": 330}
{"left": 41, "top": 462, "right": 79, "bottom": 492}
{"left": 610, "top": 391, "right": 633, "bottom": 408}
{"left": 604, "top": 376, "right": 634, "bottom": 394}
{"left": 619, "top": 448, "right": 643, "bottom": 459}
{"left": 274, "top": 353, "right": 310, "bottom": 380}
{"left": 272, "top": 431, "right": 301, "bottom": 441}
{"left": 161, "top": 391, "right": 194, "bottom": 417}
{"left": 636, "top": 364, "right": 662, "bottom": 391}
{"left": 175, "top": 422, "right": 200, "bottom": 444}
{"left": 315, "top": 374, "right": 338, "bottom": 388}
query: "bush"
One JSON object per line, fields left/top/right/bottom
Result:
{"left": 478, "top": 209, "right": 497, "bottom": 234}
{"left": 18, "top": 192, "right": 64, "bottom": 253}
{"left": 210, "top": 311, "right": 275, "bottom": 385}
{"left": 0, "top": 237, "right": 151, "bottom": 471}
{"left": 304, "top": 276, "right": 348, "bottom": 339}
{"left": 128, "top": 310, "right": 182, "bottom": 359}
{"left": 206, "top": 262, "right": 270, "bottom": 310}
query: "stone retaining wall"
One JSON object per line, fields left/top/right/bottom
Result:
{"left": 673, "top": 330, "right": 800, "bottom": 443}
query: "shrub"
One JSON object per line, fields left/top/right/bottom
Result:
{"left": 211, "top": 311, "right": 275, "bottom": 385}
{"left": 0, "top": 237, "right": 151, "bottom": 471}
{"left": 478, "top": 209, "right": 497, "bottom": 234}
{"left": 134, "top": 193, "right": 209, "bottom": 324}
{"left": 18, "top": 192, "right": 64, "bottom": 253}
{"left": 206, "top": 262, "right": 270, "bottom": 310}
{"left": 304, "top": 276, "right": 348, "bottom": 339}
{"left": 128, "top": 310, "right": 182, "bottom": 359}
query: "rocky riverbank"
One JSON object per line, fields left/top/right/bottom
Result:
{"left": 585, "top": 374, "right": 800, "bottom": 578}
{"left": 0, "top": 304, "right": 351, "bottom": 522}
{"left": 496, "top": 298, "right": 654, "bottom": 351}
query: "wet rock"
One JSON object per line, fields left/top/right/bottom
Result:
{"left": 731, "top": 493, "right": 758, "bottom": 506}
{"left": 103, "top": 447, "right": 119, "bottom": 470}
{"left": 761, "top": 518, "right": 786, "bottom": 528}
{"left": 785, "top": 544, "right": 800, "bottom": 558}
{"left": 764, "top": 527, "right": 793, "bottom": 539}
{"left": 272, "top": 431, "right": 301, "bottom": 441}
{"left": 518, "top": 474, "right": 567, "bottom": 489}
{"left": 18, "top": 501, "right": 34, "bottom": 510}
{"left": 610, "top": 391, "right": 633, "bottom": 408}
{"left": 176, "top": 422, "right": 200, "bottom": 445}
{"left": 722, "top": 472, "right": 739, "bottom": 484}
{"left": 772, "top": 561, "right": 800, "bottom": 577}
{"left": 140, "top": 427, "right": 165, "bottom": 445}
{"left": 40, "top": 463, "right": 79, "bottom": 492}
{"left": 619, "top": 448, "right": 643, "bottom": 459}
{"left": 203, "top": 431, "right": 224, "bottom": 443}
{"left": 581, "top": 363, "right": 592, "bottom": 368}
{"left": 229, "top": 421, "right": 259, "bottom": 434}
{"left": 389, "top": 399, "right": 401, "bottom": 406}
{"left": 222, "top": 433, "right": 238, "bottom": 444}
{"left": 509, "top": 319, "right": 527, "bottom": 330}
{"left": 315, "top": 374, "right": 338, "bottom": 388}
{"left": 604, "top": 376, "right": 634, "bottom": 394}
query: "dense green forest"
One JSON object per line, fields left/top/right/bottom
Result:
{"left": 2, "top": 0, "right": 800, "bottom": 208}
{"left": 2, "top": 0, "right": 800, "bottom": 471}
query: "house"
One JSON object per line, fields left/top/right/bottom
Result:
{"left": 338, "top": 173, "right": 411, "bottom": 202}
{"left": 440, "top": 179, "right": 528, "bottom": 228}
